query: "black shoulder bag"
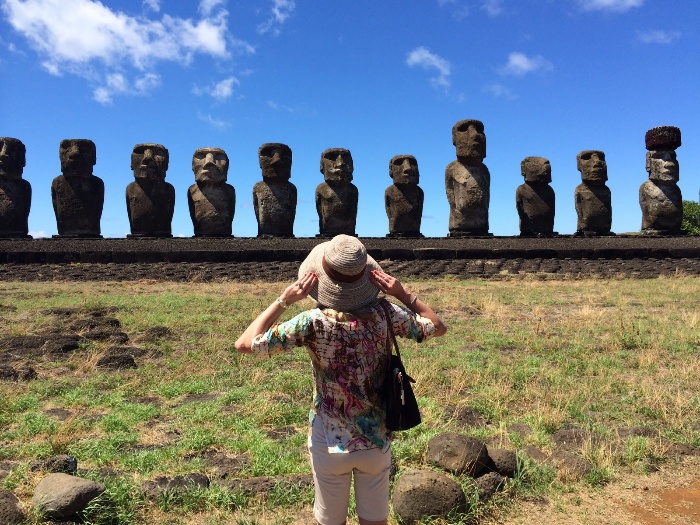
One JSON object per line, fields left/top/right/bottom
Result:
{"left": 379, "top": 301, "right": 421, "bottom": 431}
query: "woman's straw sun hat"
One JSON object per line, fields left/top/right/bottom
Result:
{"left": 299, "top": 235, "right": 382, "bottom": 311}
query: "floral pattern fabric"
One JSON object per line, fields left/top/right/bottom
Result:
{"left": 251, "top": 299, "right": 436, "bottom": 453}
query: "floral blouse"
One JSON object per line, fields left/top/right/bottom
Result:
{"left": 251, "top": 299, "right": 436, "bottom": 453}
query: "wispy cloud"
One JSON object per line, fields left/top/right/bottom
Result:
{"left": 28, "top": 230, "right": 47, "bottom": 238}
{"left": 406, "top": 46, "right": 452, "bottom": 89}
{"left": 257, "top": 0, "right": 295, "bottom": 35}
{"left": 636, "top": 29, "right": 681, "bottom": 44}
{"left": 499, "top": 52, "right": 553, "bottom": 76}
{"left": 93, "top": 72, "right": 161, "bottom": 104}
{"left": 193, "top": 76, "right": 239, "bottom": 101}
{"left": 483, "top": 83, "right": 517, "bottom": 99}
{"left": 577, "top": 0, "right": 643, "bottom": 12}
{"left": 143, "top": 0, "right": 159, "bottom": 13}
{"left": 197, "top": 112, "right": 231, "bottom": 129}
{"left": 481, "top": 0, "right": 504, "bottom": 16}
{"left": 2, "top": 0, "right": 252, "bottom": 104}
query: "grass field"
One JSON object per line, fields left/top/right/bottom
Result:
{"left": 1, "top": 276, "right": 699, "bottom": 524}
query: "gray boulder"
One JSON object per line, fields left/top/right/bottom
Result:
{"left": 32, "top": 473, "right": 105, "bottom": 519}
{"left": 392, "top": 469, "right": 467, "bottom": 524}
{"left": 487, "top": 448, "right": 518, "bottom": 478}
{"left": 0, "top": 488, "right": 25, "bottom": 524}
{"left": 475, "top": 471, "right": 505, "bottom": 501}
{"left": 426, "top": 432, "right": 489, "bottom": 476}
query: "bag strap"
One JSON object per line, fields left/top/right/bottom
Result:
{"left": 379, "top": 300, "right": 401, "bottom": 362}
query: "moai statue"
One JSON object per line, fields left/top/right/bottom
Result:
{"left": 51, "top": 139, "right": 104, "bottom": 238}
{"left": 574, "top": 150, "right": 613, "bottom": 236}
{"left": 125, "top": 143, "right": 175, "bottom": 237}
{"left": 253, "top": 143, "right": 296, "bottom": 237}
{"left": 515, "top": 156, "right": 556, "bottom": 236}
{"left": 385, "top": 154, "right": 423, "bottom": 237}
{"left": 639, "top": 126, "right": 683, "bottom": 234}
{"left": 188, "top": 147, "right": 235, "bottom": 237}
{"left": 0, "top": 137, "right": 31, "bottom": 238}
{"left": 315, "top": 148, "right": 358, "bottom": 237}
{"left": 445, "top": 119, "right": 491, "bottom": 236}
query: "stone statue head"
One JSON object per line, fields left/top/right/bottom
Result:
{"left": 258, "top": 143, "right": 292, "bottom": 180}
{"left": 452, "top": 119, "right": 486, "bottom": 162}
{"left": 577, "top": 150, "right": 607, "bottom": 184}
{"left": 0, "top": 137, "right": 26, "bottom": 178}
{"left": 389, "top": 155, "right": 419, "bottom": 186}
{"left": 60, "top": 139, "right": 96, "bottom": 177}
{"left": 320, "top": 148, "right": 353, "bottom": 183}
{"left": 521, "top": 156, "right": 551, "bottom": 184}
{"left": 131, "top": 143, "right": 169, "bottom": 181}
{"left": 644, "top": 126, "right": 680, "bottom": 183}
{"left": 646, "top": 150, "right": 679, "bottom": 183}
{"left": 192, "top": 147, "right": 229, "bottom": 184}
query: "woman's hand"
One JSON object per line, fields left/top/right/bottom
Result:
{"left": 280, "top": 272, "right": 317, "bottom": 305}
{"left": 370, "top": 270, "right": 409, "bottom": 303}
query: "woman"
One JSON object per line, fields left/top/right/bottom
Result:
{"left": 235, "top": 235, "right": 447, "bottom": 525}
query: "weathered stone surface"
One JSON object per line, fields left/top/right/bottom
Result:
{"left": 126, "top": 144, "right": 174, "bottom": 238}
{"left": 51, "top": 139, "right": 104, "bottom": 238}
{"left": 487, "top": 448, "right": 518, "bottom": 478}
{"left": 188, "top": 147, "right": 235, "bottom": 237}
{"left": 95, "top": 350, "right": 137, "bottom": 370}
{"left": 32, "top": 473, "right": 105, "bottom": 519}
{"left": 516, "top": 156, "right": 555, "bottom": 236}
{"left": 445, "top": 120, "right": 490, "bottom": 236}
{"left": 0, "top": 137, "right": 31, "bottom": 238}
{"left": 443, "top": 405, "right": 486, "bottom": 429}
{"left": 254, "top": 143, "right": 296, "bottom": 237}
{"left": 316, "top": 148, "right": 357, "bottom": 237}
{"left": 200, "top": 450, "right": 250, "bottom": 480}
{"left": 475, "top": 471, "right": 506, "bottom": 501}
{"left": 0, "top": 488, "right": 24, "bottom": 524}
{"left": 640, "top": 126, "right": 682, "bottom": 234}
{"left": 392, "top": 469, "right": 467, "bottom": 524}
{"left": 426, "top": 432, "right": 489, "bottom": 476}
{"left": 142, "top": 473, "right": 210, "bottom": 499}
{"left": 575, "top": 150, "right": 612, "bottom": 235}
{"left": 83, "top": 328, "right": 129, "bottom": 343}
{"left": 521, "top": 445, "right": 547, "bottom": 463}
{"left": 69, "top": 317, "right": 120, "bottom": 332}
{"left": 30, "top": 455, "right": 78, "bottom": 474}
{"left": 546, "top": 449, "right": 592, "bottom": 481}
{"left": 385, "top": 155, "right": 423, "bottom": 237}
{"left": 551, "top": 427, "right": 591, "bottom": 449}
{"left": 42, "top": 335, "right": 82, "bottom": 354}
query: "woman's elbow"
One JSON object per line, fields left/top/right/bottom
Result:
{"left": 234, "top": 338, "right": 252, "bottom": 354}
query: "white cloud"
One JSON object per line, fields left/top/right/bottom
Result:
{"left": 577, "top": 0, "right": 643, "bottom": 12}
{"left": 192, "top": 76, "right": 239, "bottom": 101}
{"left": 499, "top": 52, "right": 553, "bottom": 76}
{"left": 406, "top": 46, "right": 451, "bottom": 89}
{"left": 92, "top": 71, "right": 161, "bottom": 104}
{"left": 483, "top": 83, "right": 516, "bottom": 99}
{"left": 29, "top": 230, "right": 47, "bottom": 238}
{"left": 636, "top": 29, "right": 681, "bottom": 44}
{"left": 143, "top": 0, "right": 159, "bottom": 13}
{"left": 197, "top": 112, "right": 231, "bottom": 129}
{"left": 257, "top": 0, "right": 295, "bottom": 35}
{"left": 482, "top": 0, "right": 504, "bottom": 16}
{"left": 2, "top": 0, "right": 251, "bottom": 102}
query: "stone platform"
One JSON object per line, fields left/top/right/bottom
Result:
{"left": 0, "top": 235, "right": 699, "bottom": 281}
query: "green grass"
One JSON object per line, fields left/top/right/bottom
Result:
{"left": 0, "top": 277, "right": 699, "bottom": 524}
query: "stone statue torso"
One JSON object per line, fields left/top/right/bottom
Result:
{"left": 0, "top": 178, "right": 31, "bottom": 237}
{"left": 126, "top": 180, "right": 175, "bottom": 236}
{"left": 639, "top": 180, "right": 682, "bottom": 232}
{"left": 575, "top": 183, "right": 612, "bottom": 233}
{"left": 188, "top": 183, "right": 236, "bottom": 237}
{"left": 515, "top": 183, "right": 555, "bottom": 234}
{"left": 52, "top": 175, "right": 104, "bottom": 236}
{"left": 385, "top": 184, "right": 423, "bottom": 235}
{"left": 253, "top": 180, "right": 296, "bottom": 237}
{"left": 315, "top": 181, "right": 358, "bottom": 236}
{"left": 445, "top": 161, "right": 490, "bottom": 233}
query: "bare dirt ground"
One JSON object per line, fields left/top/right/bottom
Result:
{"left": 485, "top": 456, "right": 700, "bottom": 525}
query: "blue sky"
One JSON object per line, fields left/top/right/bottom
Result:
{"left": 2, "top": 0, "right": 698, "bottom": 238}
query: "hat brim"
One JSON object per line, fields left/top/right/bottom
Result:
{"left": 299, "top": 241, "right": 382, "bottom": 311}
